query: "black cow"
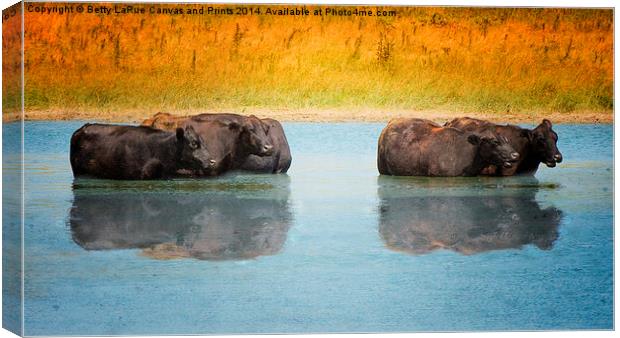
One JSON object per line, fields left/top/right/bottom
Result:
{"left": 143, "top": 112, "right": 291, "bottom": 174}
{"left": 68, "top": 176, "right": 292, "bottom": 260}
{"left": 70, "top": 123, "right": 213, "bottom": 180}
{"left": 377, "top": 118, "right": 519, "bottom": 176}
{"left": 238, "top": 118, "right": 292, "bottom": 173}
{"left": 378, "top": 176, "right": 563, "bottom": 255}
{"left": 445, "top": 117, "right": 562, "bottom": 175}
{"left": 182, "top": 118, "right": 271, "bottom": 175}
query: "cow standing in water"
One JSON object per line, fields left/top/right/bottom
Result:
{"left": 143, "top": 112, "right": 292, "bottom": 174}
{"left": 70, "top": 124, "right": 214, "bottom": 180}
{"left": 377, "top": 118, "right": 519, "bottom": 176}
{"left": 445, "top": 117, "right": 562, "bottom": 175}
{"left": 237, "top": 118, "right": 291, "bottom": 174}
{"left": 184, "top": 117, "right": 273, "bottom": 175}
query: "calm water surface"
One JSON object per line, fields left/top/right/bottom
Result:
{"left": 3, "top": 121, "right": 613, "bottom": 335}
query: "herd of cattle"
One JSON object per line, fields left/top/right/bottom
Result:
{"left": 70, "top": 113, "right": 292, "bottom": 180}
{"left": 377, "top": 117, "right": 562, "bottom": 176}
{"left": 69, "top": 113, "right": 562, "bottom": 179}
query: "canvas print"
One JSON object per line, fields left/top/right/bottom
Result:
{"left": 2, "top": 1, "right": 613, "bottom": 335}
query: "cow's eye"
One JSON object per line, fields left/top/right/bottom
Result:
{"left": 190, "top": 141, "right": 199, "bottom": 149}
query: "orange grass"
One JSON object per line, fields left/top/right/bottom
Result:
{"left": 2, "top": 3, "right": 22, "bottom": 121}
{"left": 4, "top": 4, "right": 614, "bottom": 121}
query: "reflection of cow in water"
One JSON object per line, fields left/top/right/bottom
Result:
{"left": 68, "top": 178, "right": 292, "bottom": 261}
{"left": 378, "top": 176, "right": 563, "bottom": 255}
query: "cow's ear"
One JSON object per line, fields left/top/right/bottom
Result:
{"left": 520, "top": 129, "right": 533, "bottom": 140}
{"left": 467, "top": 134, "right": 481, "bottom": 145}
{"left": 228, "top": 121, "right": 240, "bottom": 130}
{"left": 240, "top": 119, "right": 254, "bottom": 132}
{"left": 176, "top": 128, "right": 184, "bottom": 141}
{"left": 262, "top": 122, "right": 271, "bottom": 133}
{"left": 542, "top": 119, "right": 552, "bottom": 128}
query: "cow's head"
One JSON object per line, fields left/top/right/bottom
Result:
{"left": 176, "top": 125, "right": 215, "bottom": 172}
{"left": 235, "top": 115, "right": 273, "bottom": 156}
{"left": 521, "top": 119, "right": 562, "bottom": 167}
{"left": 469, "top": 132, "right": 519, "bottom": 169}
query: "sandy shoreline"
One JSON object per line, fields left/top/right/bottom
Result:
{"left": 3, "top": 109, "right": 614, "bottom": 124}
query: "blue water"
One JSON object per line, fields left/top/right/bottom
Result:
{"left": 3, "top": 121, "right": 613, "bottom": 335}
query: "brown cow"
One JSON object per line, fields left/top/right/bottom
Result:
{"left": 445, "top": 117, "right": 562, "bottom": 175}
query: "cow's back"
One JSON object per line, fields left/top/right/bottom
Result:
{"left": 378, "top": 119, "right": 478, "bottom": 176}
{"left": 150, "top": 113, "right": 186, "bottom": 130}
{"left": 445, "top": 117, "right": 491, "bottom": 131}
{"left": 70, "top": 124, "right": 123, "bottom": 177}
{"left": 378, "top": 119, "right": 439, "bottom": 176}
{"left": 70, "top": 124, "right": 175, "bottom": 179}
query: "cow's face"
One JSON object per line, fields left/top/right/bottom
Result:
{"left": 238, "top": 116, "right": 273, "bottom": 156}
{"left": 523, "top": 119, "right": 562, "bottom": 167}
{"left": 176, "top": 125, "right": 215, "bottom": 171}
{"left": 469, "top": 133, "right": 519, "bottom": 168}
{"left": 190, "top": 119, "right": 259, "bottom": 174}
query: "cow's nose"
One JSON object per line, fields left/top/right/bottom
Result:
{"left": 554, "top": 154, "right": 563, "bottom": 162}
{"left": 510, "top": 152, "right": 519, "bottom": 160}
{"left": 263, "top": 144, "right": 273, "bottom": 152}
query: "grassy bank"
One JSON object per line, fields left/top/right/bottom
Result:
{"left": 18, "top": 108, "right": 613, "bottom": 124}
{"left": 4, "top": 5, "right": 614, "bottom": 122}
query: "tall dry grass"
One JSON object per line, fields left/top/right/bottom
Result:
{"left": 8, "top": 4, "right": 615, "bottom": 120}
{"left": 3, "top": 3, "right": 22, "bottom": 121}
